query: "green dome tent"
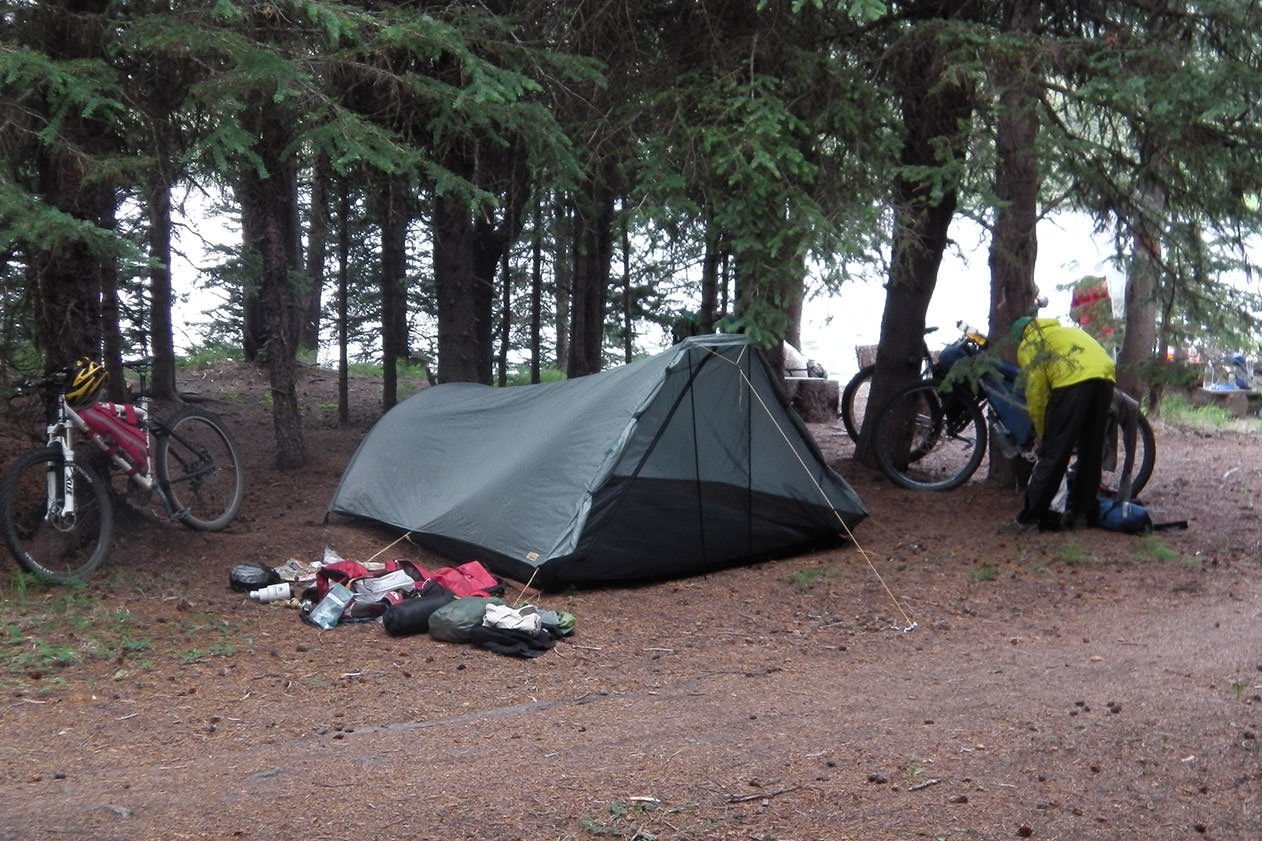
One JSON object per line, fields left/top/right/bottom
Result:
{"left": 328, "top": 334, "right": 866, "bottom": 589}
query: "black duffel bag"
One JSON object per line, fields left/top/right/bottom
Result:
{"left": 382, "top": 579, "right": 456, "bottom": 637}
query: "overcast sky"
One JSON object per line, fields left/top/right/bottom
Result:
{"left": 800, "top": 213, "right": 1123, "bottom": 379}
{"left": 171, "top": 200, "right": 1123, "bottom": 376}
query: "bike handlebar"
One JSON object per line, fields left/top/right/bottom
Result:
{"left": 9, "top": 370, "right": 68, "bottom": 399}
{"left": 9, "top": 358, "right": 152, "bottom": 400}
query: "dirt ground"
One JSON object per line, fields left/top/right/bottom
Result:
{"left": 0, "top": 360, "right": 1258, "bottom": 841}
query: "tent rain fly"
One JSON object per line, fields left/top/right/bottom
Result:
{"left": 329, "top": 334, "right": 866, "bottom": 589}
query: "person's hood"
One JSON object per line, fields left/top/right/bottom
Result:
{"left": 1012, "top": 316, "right": 1059, "bottom": 343}
{"left": 1011, "top": 316, "right": 1034, "bottom": 343}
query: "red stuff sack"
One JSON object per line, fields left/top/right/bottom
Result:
{"left": 427, "top": 561, "right": 503, "bottom": 598}
{"left": 79, "top": 402, "right": 148, "bottom": 473}
{"left": 313, "top": 560, "right": 373, "bottom": 600}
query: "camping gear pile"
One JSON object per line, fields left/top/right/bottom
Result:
{"left": 329, "top": 334, "right": 867, "bottom": 589}
{"left": 230, "top": 553, "right": 575, "bottom": 658}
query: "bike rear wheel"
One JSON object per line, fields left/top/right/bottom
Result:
{"left": 156, "top": 408, "right": 244, "bottom": 531}
{"left": 1100, "top": 411, "right": 1156, "bottom": 498}
{"left": 0, "top": 447, "right": 114, "bottom": 581}
{"left": 874, "top": 383, "right": 988, "bottom": 491}
{"left": 840, "top": 365, "right": 875, "bottom": 442}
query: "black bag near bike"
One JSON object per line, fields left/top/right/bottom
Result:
{"left": 230, "top": 562, "right": 282, "bottom": 592}
{"left": 382, "top": 579, "right": 456, "bottom": 637}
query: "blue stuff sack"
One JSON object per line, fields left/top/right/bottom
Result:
{"left": 1097, "top": 498, "right": 1152, "bottom": 534}
{"left": 982, "top": 376, "right": 1034, "bottom": 449}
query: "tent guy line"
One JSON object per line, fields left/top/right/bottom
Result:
{"left": 696, "top": 343, "right": 918, "bottom": 632}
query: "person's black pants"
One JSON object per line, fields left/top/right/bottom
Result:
{"left": 1020, "top": 378, "right": 1115, "bottom": 527}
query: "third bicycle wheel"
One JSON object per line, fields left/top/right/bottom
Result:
{"left": 841, "top": 364, "right": 875, "bottom": 442}
{"left": 156, "top": 408, "right": 244, "bottom": 531}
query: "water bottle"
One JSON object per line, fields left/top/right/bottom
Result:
{"left": 990, "top": 418, "right": 1020, "bottom": 460}
{"left": 248, "top": 582, "right": 292, "bottom": 603}
{"left": 304, "top": 583, "right": 353, "bottom": 629}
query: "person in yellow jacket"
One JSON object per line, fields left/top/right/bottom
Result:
{"left": 1005, "top": 317, "right": 1116, "bottom": 532}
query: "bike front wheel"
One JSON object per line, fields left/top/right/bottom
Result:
{"left": 0, "top": 447, "right": 114, "bottom": 581}
{"left": 157, "top": 408, "right": 244, "bottom": 531}
{"left": 873, "top": 383, "right": 988, "bottom": 491}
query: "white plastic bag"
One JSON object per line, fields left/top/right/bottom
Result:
{"left": 1050, "top": 473, "right": 1069, "bottom": 514}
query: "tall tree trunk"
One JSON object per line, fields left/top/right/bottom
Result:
{"left": 432, "top": 140, "right": 529, "bottom": 384}
{"left": 552, "top": 198, "right": 573, "bottom": 372}
{"left": 498, "top": 248, "right": 511, "bottom": 386}
{"left": 1150, "top": 231, "right": 1185, "bottom": 416}
{"left": 857, "top": 10, "right": 977, "bottom": 467}
{"left": 985, "top": 0, "right": 1042, "bottom": 484}
{"left": 336, "top": 184, "right": 351, "bottom": 426}
{"left": 699, "top": 230, "right": 722, "bottom": 334}
{"left": 433, "top": 193, "right": 482, "bottom": 383}
{"left": 240, "top": 199, "right": 267, "bottom": 363}
{"left": 302, "top": 154, "right": 332, "bottom": 352}
{"left": 148, "top": 169, "right": 179, "bottom": 400}
{"left": 472, "top": 230, "right": 500, "bottom": 386}
{"left": 987, "top": 0, "right": 1042, "bottom": 346}
{"left": 567, "top": 173, "right": 615, "bottom": 378}
{"left": 620, "top": 212, "right": 633, "bottom": 364}
{"left": 98, "top": 229, "right": 125, "bottom": 402}
{"left": 238, "top": 103, "right": 307, "bottom": 469}
{"left": 1118, "top": 172, "right": 1164, "bottom": 405}
{"left": 379, "top": 177, "right": 409, "bottom": 410}
{"left": 785, "top": 292, "right": 803, "bottom": 352}
{"left": 861, "top": 192, "right": 957, "bottom": 468}
{"left": 433, "top": 195, "right": 520, "bottom": 384}
{"left": 29, "top": 0, "right": 115, "bottom": 370}
{"left": 33, "top": 156, "right": 115, "bottom": 367}
{"left": 718, "top": 253, "right": 733, "bottom": 323}
{"left": 1117, "top": 8, "right": 1184, "bottom": 410}
{"left": 530, "top": 195, "right": 543, "bottom": 384}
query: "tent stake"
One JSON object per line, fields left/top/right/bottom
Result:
{"left": 513, "top": 567, "right": 541, "bottom": 608}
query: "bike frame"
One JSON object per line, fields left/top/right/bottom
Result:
{"left": 933, "top": 327, "right": 1035, "bottom": 450}
{"left": 46, "top": 389, "right": 183, "bottom": 522}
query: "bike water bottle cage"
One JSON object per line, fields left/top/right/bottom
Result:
{"left": 64, "top": 357, "right": 108, "bottom": 407}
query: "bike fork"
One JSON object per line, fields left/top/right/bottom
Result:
{"left": 47, "top": 422, "right": 78, "bottom": 528}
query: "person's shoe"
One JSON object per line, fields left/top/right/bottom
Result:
{"left": 1041, "top": 512, "right": 1073, "bottom": 531}
{"left": 997, "top": 518, "right": 1039, "bottom": 535}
